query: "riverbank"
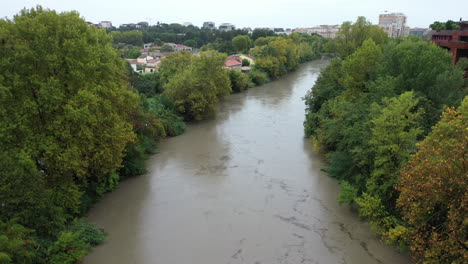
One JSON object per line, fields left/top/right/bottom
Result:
{"left": 83, "top": 60, "right": 411, "bottom": 264}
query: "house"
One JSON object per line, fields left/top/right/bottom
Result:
{"left": 224, "top": 60, "right": 242, "bottom": 70}
{"left": 126, "top": 59, "right": 138, "bottom": 72}
{"left": 145, "top": 59, "right": 161, "bottom": 73}
{"left": 165, "top": 43, "right": 193, "bottom": 52}
{"left": 227, "top": 54, "right": 256, "bottom": 66}
{"left": 143, "top": 43, "right": 152, "bottom": 49}
{"left": 431, "top": 21, "right": 468, "bottom": 64}
{"left": 137, "top": 55, "right": 154, "bottom": 64}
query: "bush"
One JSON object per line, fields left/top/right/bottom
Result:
{"left": 229, "top": 70, "right": 251, "bottom": 93}
{"left": 249, "top": 69, "right": 270, "bottom": 86}
{"left": 70, "top": 219, "right": 106, "bottom": 246}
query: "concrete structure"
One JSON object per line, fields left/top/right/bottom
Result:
{"left": 431, "top": 21, "right": 468, "bottom": 64}
{"left": 409, "top": 27, "right": 430, "bottom": 37}
{"left": 219, "top": 23, "right": 235, "bottom": 31}
{"left": 165, "top": 43, "right": 193, "bottom": 52}
{"left": 99, "top": 21, "right": 113, "bottom": 28}
{"left": 183, "top": 22, "right": 194, "bottom": 27}
{"left": 203, "top": 22, "right": 216, "bottom": 29}
{"left": 378, "top": 13, "right": 407, "bottom": 38}
{"left": 138, "top": 22, "right": 149, "bottom": 27}
{"left": 294, "top": 25, "right": 340, "bottom": 38}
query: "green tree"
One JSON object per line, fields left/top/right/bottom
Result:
{"left": 340, "top": 39, "right": 382, "bottom": 96}
{"left": 366, "top": 92, "right": 424, "bottom": 206}
{"left": 335, "top": 16, "right": 387, "bottom": 58}
{"left": 229, "top": 70, "right": 251, "bottom": 93}
{"left": 163, "top": 51, "right": 231, "bottom": 120}
{"left": 0, "top": 220, "right": 36, "bottom": 263}
{"left": 397, "top": 97, "right": 467, "bottom": 263}
{"left": 161, "top": 44, "right": 174, "bottom": 52}
{"left": 183, "top": 39, "right": 197, "bottom": 48}
{"left": 430, "top": 20, "right": 460, "bottom": 31}
{"left": 232, "top": 35, "right": 251, "bottom": 52}
{"left": 0, "top": 6, "right": 138, "bottom": 234}
{"left": 126, "top": 47, "right": 141, "bottom": 59}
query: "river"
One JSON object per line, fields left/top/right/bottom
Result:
{"left": 83, "top": 60, "right": 411, "bottom": 264}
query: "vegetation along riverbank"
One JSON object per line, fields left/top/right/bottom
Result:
{"left": 304, "top": 17, "right": 467, "bottom": 264}
{"left": 0, "top": 6, "right": 328, "bottom": 263}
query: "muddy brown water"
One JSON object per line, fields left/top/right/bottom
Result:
{"left": 83, "top": 60, "right": 411, "bottom": 264}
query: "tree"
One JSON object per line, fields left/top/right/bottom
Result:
{"left": 160, "top": 44, "right": 174, "bottom": 52}
{"left": 252, "top": 28, "right": 275, "bottom": 40}
{"left": 366, "top": 92, "right": 424, "bottom": 206}
{"left": 163, "top": 51, "right": 231, "bottom": 120}
{"left": 229, "top": 70, "right": 251, "bottom": 93}
{"left": 232, "top": 35, "right": 251, "bottom": 52}
{"left": 126, "top": 47, "right": 141, "bottom": 59}
{"left": 340, "top": 39, "right": 382, "bottom": 96}
{"left": 183, "top": 39, "right": 197, "bottom": 48}
{"left": 335, "top": 16, "right": 387, "bottom": 58}
{"left": 430, "top": 20, "right": 460, "bottom": 31}
{"left": 0, "top": 6, "right": 138, "bottom": 234}
{"left": 397, "top": 97, "right": 467, "bottom": 263}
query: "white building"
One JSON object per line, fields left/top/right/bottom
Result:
{"left": 219, "top": 23, "right": 235, "bottom": 31}
{"left": 99, "top": 21, "right": 112, "bottom": 28}
{"left": 378, "top": 13, "right": 407, "bottom": 38}
{"left": 294, "top": 25, "right": 340, "bottom": 38}
{"left": 203, "top": 21, "right": 216, "bottom": 29}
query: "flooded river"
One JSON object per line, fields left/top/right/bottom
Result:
{"left": 84, "top": 60, "right": 411, "bottom": 264}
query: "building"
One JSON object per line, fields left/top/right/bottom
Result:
{"left": 409, "top": 27, "right": 430, "bottom": 37}
{"left": 183, "top": 22, "right": 194, "bottom": 27}
{"left": 378, "top": 13, "right": 407, "bottom": 38}
{"left": 219, "top": 23, "right": 235, "bottom": 31}
{"left": 431, "top": 21, "right": 468, "bottom": 64}
{"left": 294, "top": 25, "right": 340, "bottom": 38}
{"left": 138, "top": 22, "right": 149, "bottom": 27}
{"left": 224, "top": 60, "right": 242, "bottom": 70}
{"left": 99, "top": 21, "right": 113, "bottom": 28}
{"left": 203, "top": 22, "right": 216, "bottom": 29}
{"left": 164, "top": 43, "right": 193, "bottom": 52}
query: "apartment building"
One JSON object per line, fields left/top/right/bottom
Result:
{"left": 378, "top": 13, "right": 407, "bottom": 38}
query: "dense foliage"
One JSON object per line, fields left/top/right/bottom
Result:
{"left": 0, "top": 7, "right": 188, "bottom": 263}
{"left": 429, "top": 20, "right": 461, "bottom": 31}
{"left": 398, "top": 99, "right": 467, "bottom": 263}
{"left": 252, "top": 33, "right": 329, "bottom": 80}
{"left": 304, "top": 17, "right": 467, "bottom": 263}
{"left": 161, "top": 51, "right": 232, "bottom": 120}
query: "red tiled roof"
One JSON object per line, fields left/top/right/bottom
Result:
{"left": 225, "top": 60, "right": 242, "bottom": 67}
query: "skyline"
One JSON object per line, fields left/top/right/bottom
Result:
{"left": 1, "top": 0, "right": 467, "bottom": 29}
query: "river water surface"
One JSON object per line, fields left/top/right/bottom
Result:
{"left": 84, "top": 60, "right": 411, "bottom": 264}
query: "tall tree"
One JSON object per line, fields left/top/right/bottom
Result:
{"left": 397, "top": 97, "right": 467, "bottom": 263}
{"left": 0, "top": 7, "right": 138, "bottom": 233}
{"left": 162, "top": 51, "right": 231, "bottom": 120}
{"left": 232, "top": 35, "right": 251, "bottom": 52}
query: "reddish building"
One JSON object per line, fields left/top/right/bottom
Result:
{"left": 431, "top": 21, "right": 468, "bottom": 64}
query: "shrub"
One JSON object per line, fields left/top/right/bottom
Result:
{"left": 249, "top": 69, "right": 270, "bottom": 86}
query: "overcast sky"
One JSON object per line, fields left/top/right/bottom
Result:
{"left": 1, "top": 0, "right": 467, "bottom": 29}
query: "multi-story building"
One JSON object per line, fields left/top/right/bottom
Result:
{"left": 378, "top": 13, "right": 407, "bottom": 38}
{"left": 203, "top": 22, "right": 216, "bottom": 29}
{"left": 294, "top": 25, "right": 340, "bottom": 38}
{"left": 431, "top": 21, "right": 468, "bottom": 64}
{"left": 99, "top": 21, "right": 113, "bottom": 28}
{"left": 409, "top": 27, "right": 430, "bottom": 37}
{"left": 219, "top": 23, "right": 235, "bottom": 31}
